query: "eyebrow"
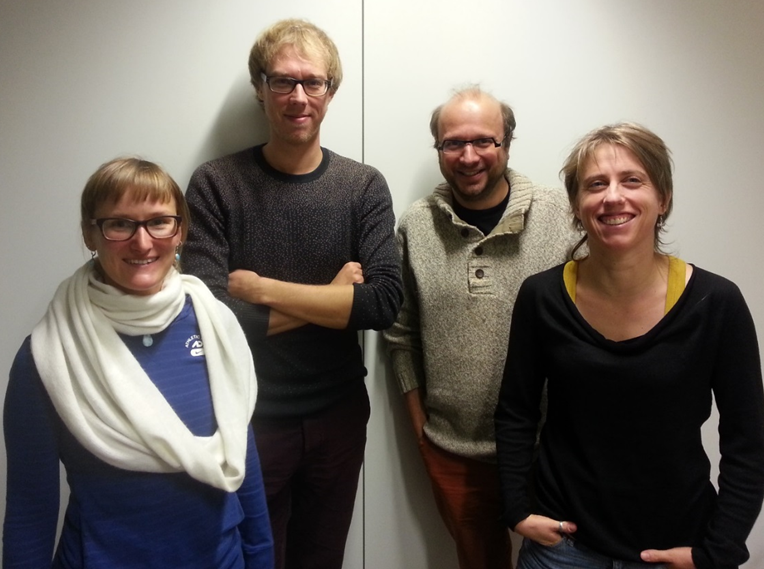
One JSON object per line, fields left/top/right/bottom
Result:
{"left": 581, "top": 169, "right": 647, "bottom": 185}
{"left": 100, "top": 210, "right": 177, "bottom": 218}
{"left": 442, "top": 134, "right": 500, "bottom": 141}
{"left": 268, "top": 72, "right": 327, "bottom": 79}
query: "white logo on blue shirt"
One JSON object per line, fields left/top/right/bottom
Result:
{"left": 185, "top": 335, "right": 205, "bottom": 357}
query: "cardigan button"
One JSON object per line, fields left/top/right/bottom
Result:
{"left": 475, "top": 246, "right": 483, "bottom": 256}
{"left": 475, "top": 269, "right": 484, "bottom": 279}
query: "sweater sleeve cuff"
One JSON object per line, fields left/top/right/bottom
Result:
{"left": 235, "top": 303, "right": 271, "bottom": 344}
{"left": 390, "top": 349, "right": 425, "bottom": 394}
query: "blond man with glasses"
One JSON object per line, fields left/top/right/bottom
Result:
{"left": 183, "top": 19, "right": 402, "bottom": 569}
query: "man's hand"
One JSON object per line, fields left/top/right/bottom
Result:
{"left": 228, "top": 263, "right": 360, "bottom": 330}
{"left": 331, "top": 262, "right": 364, "bottom": 285}
{"left": 403, "top": 388, "right": 427, "bottom": 442}
{"left": 229, "top": 263, "right": 362, "bottom": 304}
{"left": 228, "top": 269, "right": 261, "bottom": 303}
{"left": 514, "top": 514, "right": 577, "bottom": 547}
{"left": 641, "top": 547, "right": 695, "bottom": 568}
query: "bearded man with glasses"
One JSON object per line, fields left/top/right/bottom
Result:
{"left": 183, "top": 18, "right": 402, "bottom": 569}
{"left": 384, "top": 87, "right": 577, "bottom": 569}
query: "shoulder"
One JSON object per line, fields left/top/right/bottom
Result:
{"left": 397, "top": 190, "right": 449, "bottom": 233}
{"left": 8, "top": 335, "right": 47, "bottom": 403}
{"left": 513, "top": 171, "right": 569, "bottom": 211}
{"left": 189, "top": 147, "right": 259, "bottom": 184}
{"left": 517, "top": 263, "right": 567, "bottom": 301}
{"left": 320, "top": 151, "right": 393, "bottom": 207}
{"left": 10, "top": 335, "right": 35, "bottom": 377}
{"left": 398, "top": 195, "right": 438, "bottom": 222}
{"left": 688, "top": 264, "right": 747, "bottom": 305}
{"left": 524, "top": 262, "right": 566, "bottom": 287}
{"left": 324, "top": 149, "right": 385, "bottom": 181}
{"left": 512, "top": 264, "right": 567, "bottom": 320}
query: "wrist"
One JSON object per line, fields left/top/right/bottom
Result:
{"left": 253, "top": 275, "right": 276, "bottom": 306}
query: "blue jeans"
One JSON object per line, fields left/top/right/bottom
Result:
{"left": 518, "top": 536, "right": 668, "bottom": 569}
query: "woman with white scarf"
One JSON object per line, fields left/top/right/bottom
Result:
{"left": 3, "top": 158, "right": 274, "bottom": 568}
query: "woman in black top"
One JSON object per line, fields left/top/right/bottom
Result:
{"left": 495, "top": 123, "right": 764, "bottom": 569}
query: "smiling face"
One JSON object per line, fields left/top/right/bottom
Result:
{"left": 574, "top": 144, "right": 667, "bottom": 255}
{"left": 257, "top": 45, "right": 334, "bottom": 148}
{"left": 436, "top": 94, "right": 509, "bottom": 209}
{"left": 85, "top": 192, "right": 182, "bottom": 296}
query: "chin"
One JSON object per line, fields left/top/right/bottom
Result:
{"left": 121, "top": 275, "right": 166, "bottom": 296}
{"left": 456, "top": 188, "right": 489, "bottom": 202}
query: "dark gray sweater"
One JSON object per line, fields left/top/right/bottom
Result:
{"left": 183, "top": 145, "right": 402, "bottom": 418}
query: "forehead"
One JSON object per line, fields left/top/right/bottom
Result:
{"left": 439, "top": 96, "right": 503, "bottom": 139}
{"left": 94, "top": 189, "right": 176, "bottom": 217}
{"left": 269, "top": 44, "right": 328, "bottom": 76}
{"left": 584, "top": 144, "right": 646, "bottom": 174}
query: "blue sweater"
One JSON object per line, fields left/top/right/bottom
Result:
{"left": 3, "top": 298, "right": 274, "bottom": 568}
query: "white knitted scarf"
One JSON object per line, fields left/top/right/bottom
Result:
{"left": 30, "top": 263, "right": 256, "bottom": 492}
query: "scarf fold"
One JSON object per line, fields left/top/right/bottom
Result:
{"left": 31, "top": 263, "right": 256, "bottom": 492}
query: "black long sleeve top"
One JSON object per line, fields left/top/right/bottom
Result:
{"left": 495, "top": 263, "right": 764, "bottom": 569}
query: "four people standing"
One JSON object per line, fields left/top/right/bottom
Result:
{"left": 4, "top": 17, "right": 764, "bottom": 569}
{"left": 384, "top": 87, "right": 576, "bottom": 569}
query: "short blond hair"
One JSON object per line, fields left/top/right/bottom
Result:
{"left": 248, "top": 19, "right": 342, "bottom": 95}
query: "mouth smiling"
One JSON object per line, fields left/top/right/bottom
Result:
{"left": 600, "top": 214, "right": 634, "bottom": 226}
{"left": 126, "top": 258, "right": 157, "bottom": 266}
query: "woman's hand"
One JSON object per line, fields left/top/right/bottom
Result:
{"left": 640, "top": 547, "right": 695, "bottom": 568}
{"left": 514, "top": 514, "right": 577, "bottom": 546}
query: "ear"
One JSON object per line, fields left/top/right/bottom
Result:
{"left": 253, "top": 81, "right": 265, "bottom": 104}
{"left": 82, "top": 228, "right": 95, "bottom": 251}
{"left": 660, "top": 191, "right": 672, "bottom": 214}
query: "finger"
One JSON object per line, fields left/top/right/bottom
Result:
{"left": 640, "top": 549, "right": 669, "bottom": 562}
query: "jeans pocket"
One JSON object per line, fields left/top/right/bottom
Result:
{"left": 542, "top": 535, "right": 569, "bottom": 549}
{"left": 525, "top": 535, "right": 569, "bottom": 550}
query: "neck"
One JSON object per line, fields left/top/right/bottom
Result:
{"left": 262, "top": 137, "right": 323, "bottom": 175}
{"left": 579, "top": 244, "right": 668, "bottom": 300}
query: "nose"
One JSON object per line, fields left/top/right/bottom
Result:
{"left": 459, "top": 143, "right": 480, "bottom": 164}
{"left": 130, "top": 226, "right": 153, "bottom": 249}
{"left": 289, "top": 83, "right": 308, "bottom": 104}
{"left": 603, "top": 182, "right": 625, "bottom": 204}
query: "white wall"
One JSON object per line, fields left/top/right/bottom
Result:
{"left": 2, "top": 1, "right": 763, "bottom": 567}
{"left": 363, "top": 2, "right": 764, "bottom": 566}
